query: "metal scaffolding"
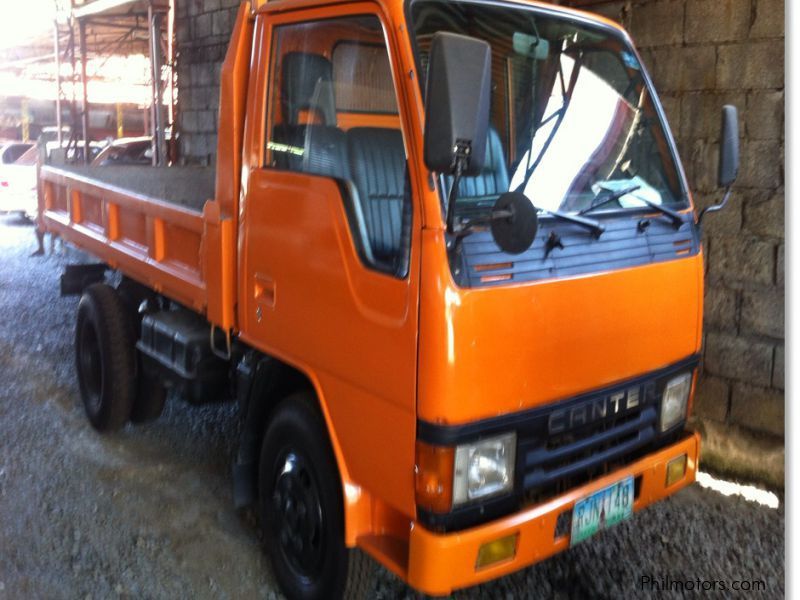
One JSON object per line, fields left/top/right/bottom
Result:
{"left": 54, "top": 0, "right": 174, "bottom": 165}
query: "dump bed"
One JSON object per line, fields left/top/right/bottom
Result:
{"left": 39, "top": 164, "right": 234, "bottom": 328}
{"left": 39, "top": 1, "right": 250, "bottom": 332}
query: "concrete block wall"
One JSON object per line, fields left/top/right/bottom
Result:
{"left": 562, "top": 0, "right": 785, "bottom": 442}
{"left": 174, "top": 0, "right": 241, "bottom": 165}
{"left": 175, "top": 0, "right": 785, "bottom": 440}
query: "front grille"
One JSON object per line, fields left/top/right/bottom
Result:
{"left": 512, "top": 372, "right": 679, "bottom": 508}
{"left": 520, "top": 397, "right": 657, "bottom": 502}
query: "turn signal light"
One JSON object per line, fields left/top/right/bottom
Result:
{"left": 415, "top": 441, "right": 454, "bottom": 513}
{"left": 476, "top": 533, "right": 518, "bottom": 569}
{"left": 666, "top": 454, "right": 687, "bottom": 487}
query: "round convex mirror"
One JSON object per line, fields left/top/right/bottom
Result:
{"left": 490, "top": 191, "right": 538, "bottom": 254}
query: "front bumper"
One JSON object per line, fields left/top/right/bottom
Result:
{"left": 406, "top": 431, "right": 699, "bottom": 596}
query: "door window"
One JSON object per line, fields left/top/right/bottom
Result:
{"left": 264, "top": 15, "right": 411, "bottom": 278}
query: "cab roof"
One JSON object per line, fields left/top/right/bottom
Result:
{"left": 253, "top": 0, "right": 627, "bottom": 36}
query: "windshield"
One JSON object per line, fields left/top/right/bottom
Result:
{"left": 410, "top": 0, "right": 688, "bottom": 216}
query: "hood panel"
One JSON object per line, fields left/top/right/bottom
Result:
{"left": 418, "top": 230, "right": 703, "bottom": 425}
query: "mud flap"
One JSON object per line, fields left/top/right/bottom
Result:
{"left": 232, "top": 354, "right": 282, "bottom": 509}
{"left": 60, "top": 263, "right": 107, "bottom": 296}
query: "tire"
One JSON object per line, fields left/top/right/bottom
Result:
{"left": 75, "top": 283, "right": 136, "bottom": 431}
{"left": 259, "top": 393, "right": 374, "bottom": 600}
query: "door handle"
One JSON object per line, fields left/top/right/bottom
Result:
{"left": 254, "top": 273, "right": 276, "bottom": 308}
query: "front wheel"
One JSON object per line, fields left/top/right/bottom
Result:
{"left": 258, "top": 393, "right": 373, "bottom": 600}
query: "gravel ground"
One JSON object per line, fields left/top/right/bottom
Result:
{"left": 0, "top": 214, "right": 784, "bottom": 599}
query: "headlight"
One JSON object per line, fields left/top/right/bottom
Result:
{"left": 660, "top": 372, "right": 692, "bottom": 432}
{"left": 453, "top": 433, "right": 516, "bottom": 506}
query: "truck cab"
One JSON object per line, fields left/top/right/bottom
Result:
{"left": 231, "top": 0, "right": 713, "bottom": 594}
{"left": 40, "top": 0, "right": 740, "bottom": 597}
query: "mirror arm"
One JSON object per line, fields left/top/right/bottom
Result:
{"left": 445, "top": 142, "right": 471, "bottom": 234}
{"left": 445, "top": 165, "right": 461, "bottom": 234}
{"left": 698, "top": 186, "right": 733, "bottom": 227}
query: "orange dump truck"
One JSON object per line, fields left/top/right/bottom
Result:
{"left": 38, "top": 0, "right": 739, "bottom": 597}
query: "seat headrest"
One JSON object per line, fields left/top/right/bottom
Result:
{"left": 281, "top": 52, "right": 336, "bottom": 126}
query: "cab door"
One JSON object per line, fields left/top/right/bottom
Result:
{"left": 238, "top": 5, "right": 421, "bottom": 516}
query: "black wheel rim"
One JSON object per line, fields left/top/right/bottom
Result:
{"left": 271, "top": 450, "right": 325, "bottom": 584}
{"left": 78, "top": 318, "right": 103, "bottom": 413}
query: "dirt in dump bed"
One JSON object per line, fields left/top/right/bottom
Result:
{"left": 52, "top": 165, "right": 215, "bottom": 212}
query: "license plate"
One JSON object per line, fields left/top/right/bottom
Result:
{"left": 570, "top": 476, "right": 634, "bottom": 546}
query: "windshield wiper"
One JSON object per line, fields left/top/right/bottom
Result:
{"left": 579, "top": 185, "right": 641, "bottom": 215}
{"left": 581, "top": 184, "right": 684, "bottom": 229}
{"left": 541, "top": 209, "right": 605, "bottom": 237}
{"left": 634, "top": 198, "right": 684, "bottom": 228}
{"left": 452, "top": 202, "right": 604, "bottom": 240}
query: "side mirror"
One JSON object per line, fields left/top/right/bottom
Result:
{"left": 718, "top": 105, "right": 739, "bottom": 188}
{"left": 699, "top": 105, "right": 739, "bottom": 226}
{"left": 423, "top": 32, "right": 491, "bottom": 177}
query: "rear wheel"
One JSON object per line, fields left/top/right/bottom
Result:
{"left": 259, "top": 393, "right": 373, "bottom": 600}
{"left": 75, "top": 283, "right": 136, "bottom": 431}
